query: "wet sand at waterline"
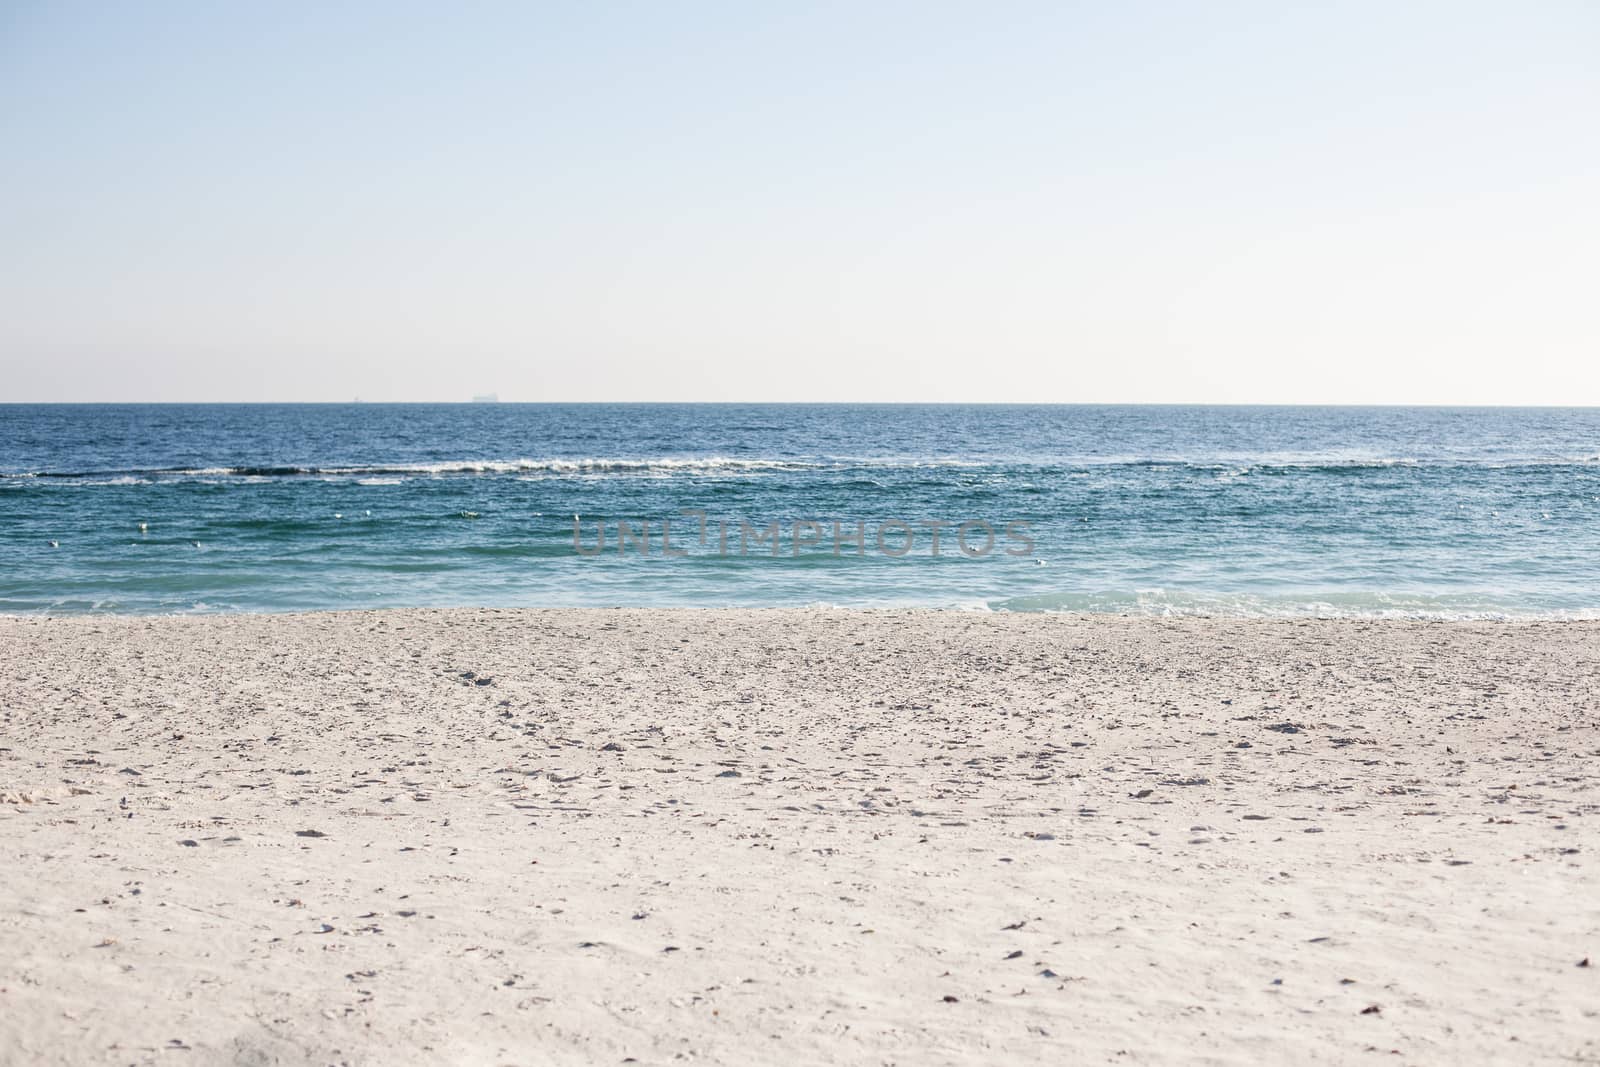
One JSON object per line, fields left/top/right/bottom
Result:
{"left": 2, "top": 610, "right": 1597, "bottom": 1064}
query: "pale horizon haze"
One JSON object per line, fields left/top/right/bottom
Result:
{"left": 3, "top": 1, "right": 1598, "bottom": 404}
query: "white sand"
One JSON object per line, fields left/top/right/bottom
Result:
{"left": 1, "top": 609, "right": 1597, "bottom": 1065}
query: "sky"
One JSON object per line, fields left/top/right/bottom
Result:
{"left": 2, "top": 1, "right": 1598, "bottom": 404}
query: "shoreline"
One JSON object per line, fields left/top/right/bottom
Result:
{"left": 3, "top": 609, "right": 1597, "bottom": 1063}
{"left": 8, "top": 605, "right": 1600, "bottom": 623}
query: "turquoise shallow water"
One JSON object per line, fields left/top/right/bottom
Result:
{"left": 2, "top": 404, "right": 1598, "bottom": 616}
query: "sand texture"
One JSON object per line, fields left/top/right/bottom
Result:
{"left": 2, "top": 609, "right": 1598, "bottom": 1065}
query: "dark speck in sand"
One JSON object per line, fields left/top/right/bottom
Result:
{"left": 178, "top": 839, "right": 198, "bottom": 847}
{"left": 942, "top": 995, "right": 959, "bottom": 1003}
{"left": 1361, "top": 1004, "right": 1382, "bottom": 1015}
{"left": 602, "top": 742, "right": 625, "bottom": 752}
{"left": 1005, "top": 950, "right": 1023, "bottom": 960}
{"left": 716, "top": 770, "right": 742, "bottom": 778}
{"left": 295, "top": 830, "right": 326, "bottom": 838}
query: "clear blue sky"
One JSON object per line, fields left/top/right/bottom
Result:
{"left": 3, "top": 1, "right": 1597, "bottom": 402}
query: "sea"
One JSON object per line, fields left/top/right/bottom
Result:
{"left": 2, "top": 404, "right": 1598, "bottom": 617}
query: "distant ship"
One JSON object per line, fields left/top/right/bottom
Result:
{"left": 471, "top": 393, "right": 499, "bottom": 403}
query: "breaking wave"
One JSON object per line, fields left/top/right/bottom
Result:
{"left": 5, "top": 452, "right": 1597, "bottom": 482}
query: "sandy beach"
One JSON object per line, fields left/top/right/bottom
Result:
{"left": 1, "top": 609, "right": 1596, "bottom": 1065}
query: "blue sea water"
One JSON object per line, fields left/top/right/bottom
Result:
{"left": 2, "top": 404, "right": 1598, "bottom": 617}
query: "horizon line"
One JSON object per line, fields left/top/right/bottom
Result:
{"left": 4, "top": 400, "right": 1600, "bottom": 410}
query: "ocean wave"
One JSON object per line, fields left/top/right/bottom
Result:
{"left": 1026, "top": 453, "right": 1600, "bottom": 472}
{"left": 0, "top": 455, "right": 997, "bottom": 481}
{"left": 988, "top": 588, "right": 1600, "bottom": 621}
{"left": 3, "top": 452, "right": 1597, "bottom": 482}
{"left": 1046, "top": 454, "right": 1428, "bottom": 473}
{"left": 0, "top": 457, "right": 826, "bottom": 480}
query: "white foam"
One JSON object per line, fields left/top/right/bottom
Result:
{"left": 81, "top": 475, "right": 150, "bottom": 486}
{"left": 988, "top": 588, "right": 1600, "bottom": 621}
